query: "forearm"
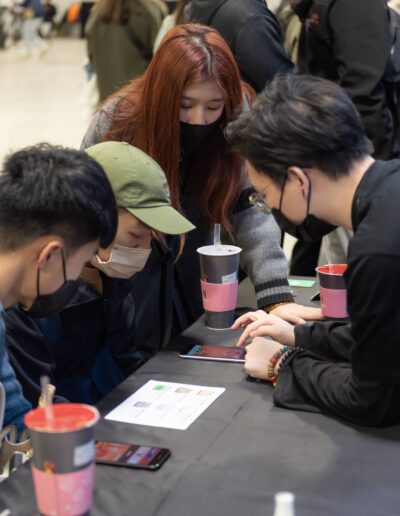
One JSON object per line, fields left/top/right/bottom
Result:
{"left": 231, "top": 206, "right": 294, "bottom": 308}
{"left": 275, "top": 351, "right": 398, "bottom": 427}
{"left": 294, "top": 320, "right": 354, "bottom": 362}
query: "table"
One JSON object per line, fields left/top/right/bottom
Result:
{"left": 0, "top": 283, "right": 400, "bottom": 515}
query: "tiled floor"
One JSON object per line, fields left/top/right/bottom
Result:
{"left": 0, "top": 37, "right": 92, "bottom": 163}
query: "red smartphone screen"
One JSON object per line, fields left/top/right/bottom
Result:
{"left": 95, "top": 441, "right": 169, "bottom": 468}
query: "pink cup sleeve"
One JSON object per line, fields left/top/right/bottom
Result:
{"left": 32, "top": 463, "right": 94, "bottom": 516}
{"left": 320, "top": 286, "right": 348, "bottom": 318}
{"left": 200, "top": 280, "right": 238, "bottom": 312}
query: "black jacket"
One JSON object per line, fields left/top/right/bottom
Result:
{"left": 4, "top": 271, "right": 148, "bottom": 405}
{"left": 294, "top": 0, "right": 400, "bottom": 159}
{"left": 188, "top": 0, "right": 294, "bottom": 92}
{"left": 275, "top": 159, "right": 400, "bottom": 427}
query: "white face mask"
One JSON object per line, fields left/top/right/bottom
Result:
{"left": 91, "top": 244, "right": 151, "bottom": 279}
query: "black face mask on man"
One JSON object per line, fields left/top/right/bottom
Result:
{"left": 22, "top": 252, "right": 79, "bottom": 318}
{"left": 180, "top": 120, "right": 220, "bottom": 157}
{"left": 271, "top": 173, "right": 336, "bottom": 241}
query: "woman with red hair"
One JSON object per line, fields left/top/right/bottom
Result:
{"left": 82, "top": 24, "right": 321, "bottom": 355}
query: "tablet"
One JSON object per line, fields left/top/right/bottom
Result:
{"left": 179, "top": 344, "right": 246, "bottom": 363}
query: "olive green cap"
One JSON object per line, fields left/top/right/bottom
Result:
{"left": 86, "top": 141, "right": 195, "bottom": 235}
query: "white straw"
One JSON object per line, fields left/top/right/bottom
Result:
{"left": 322, "top": 236, "right": 333, "bottom": 272}
{"left": 213, "top": 223, "right": 221, "bottom": 248}
{"left": 40, "top": 375, "right": 54, "bottom": 422}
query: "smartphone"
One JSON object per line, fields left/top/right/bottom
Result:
{"left": 95, "top": 440, "right": 171, "bottom": 470}
{"left": 179, "top": 344, "right": 246, "bottom": 363}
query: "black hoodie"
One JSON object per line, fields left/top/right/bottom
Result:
{"left": 188, "top": 0, "right": 294, "bottom": 92}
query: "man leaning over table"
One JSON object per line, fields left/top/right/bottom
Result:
{"left": 0, "top": 144, "right": 117, "bottom": 429}
{"left": 226, "top": 74, "right": 400, "bottom": 427}
{"left": 4, "top": 142, "right": 195, "bottom": 406}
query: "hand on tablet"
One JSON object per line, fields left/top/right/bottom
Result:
{"left": 232, "top": 310, "right": 296, "bottom": 348}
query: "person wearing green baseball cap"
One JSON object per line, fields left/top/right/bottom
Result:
{"left": 86, "top": 141, "right": 194, "bottom": 279}
{"left": 4, "top": 142, "right": 194, "bottom": 406}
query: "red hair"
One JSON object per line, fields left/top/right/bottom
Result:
{"left": 104, "top": 24, "right": 254, "bottom": 234}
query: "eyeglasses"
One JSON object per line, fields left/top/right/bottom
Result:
{"left": 248, "top": 187, "right": 271, "bottom": 214}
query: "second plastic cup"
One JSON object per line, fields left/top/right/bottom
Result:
{"left": 316, "top": 264, "right": 348, "bottom": 318}
{"left": 197, "top": 244, "right": 242, "bottom": 329}
{"left": 25, "top": 403, "right": 99, "bottom": 516}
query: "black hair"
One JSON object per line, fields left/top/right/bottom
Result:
{"left": 0, "top": 144, "right": 118, "bottom": 253}
{"left": 225, "top": 74, "right": 373, "bottom": 185}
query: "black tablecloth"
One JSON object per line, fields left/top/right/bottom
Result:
{"left": 0, "top": 284, "right": 399, "bottom": 516}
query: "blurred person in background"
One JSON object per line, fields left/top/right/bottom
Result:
{"left": 187, "top": 0, "right": 294, "bottom": 93}
{"left": 39, "top": 0, "right": 56, "bottom": 38}
{"left": 79, "top": 0, "right": 95, "bottom": 38}
{"left": 389, "top": 0, "right": 400, "bottom": 14}
{"left": 293, "top": 0, "right": 400, "bottom": 160}
{"left": 86, "top": 0, "right": 165, "bottom": 102}
{"left": 19, "top": 0, "right": 47, "bottom": 56}
{"left": 153, "top": 0, "right": 190, "bottom": 51}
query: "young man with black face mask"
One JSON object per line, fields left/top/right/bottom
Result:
{"left": 5, "top": 142, "right": 194, "bottom": 406}
{"left": 226, "top": 74, "right": 400, "bottom": 427}
{"left": 0, "top": 144, "right": 117, "bottom": 428}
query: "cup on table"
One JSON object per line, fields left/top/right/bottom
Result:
{"left": 24, "top": 403, "right": 99, "bottom": 516}
{"left": 197, "top": 244, "right": 242, "bottom": 329}
{"left": 316, "top": 264, "right": 348, "bottom": 319}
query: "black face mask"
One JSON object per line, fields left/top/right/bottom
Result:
{"left": 22, "top": 252, "right": 79, "bottom": 318}
{"left": 180, "top": 120, "right": 220, "bottom": 157}
{"left": 271, "top": 174, "right": 336, "bottom": 242}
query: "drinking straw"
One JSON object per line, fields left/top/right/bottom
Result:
{"left": 40, "top": 375, "right": 54, "bottom": 422}
{"left": 214, "top": 223, "right": 221, "bottom": 248}
{"left": 322, "top": 236, "right": 333, "bottom": 272}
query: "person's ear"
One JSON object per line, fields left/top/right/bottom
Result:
{"left": 37, "top": 241, "right": 63, "bottom": 271}
{"left": 287, "top": 166, "right": 310, "bottom": 198}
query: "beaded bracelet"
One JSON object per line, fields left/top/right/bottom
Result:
{"left": 273, "top": 348, "right": 303, "bottom": 387}
{"left": 267, "top": 345, "right": 289, "bottom": 385}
